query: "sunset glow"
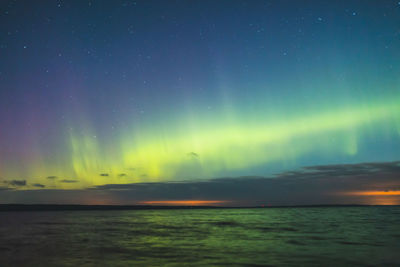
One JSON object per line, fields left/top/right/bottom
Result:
{"left": 343, "top": 191, "right": 400, "bottom": 196}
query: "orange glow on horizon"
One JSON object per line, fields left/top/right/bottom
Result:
{"left": 338, "top": 190, "right": 400, "bottom": 205}
{"left": 139, "top": 200, "right": 228, "bottom": 206}
{"left": 343, "top": 190, "right": 400, "bottom": 196}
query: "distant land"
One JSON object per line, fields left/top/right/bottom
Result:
{"left": 0, "top": 204, "right": 398, "bottom": 212}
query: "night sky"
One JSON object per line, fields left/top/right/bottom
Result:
{"left": 1, "top": 0, "right": 400, "bottom": 205}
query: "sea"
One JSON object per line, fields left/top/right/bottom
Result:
{"left": 0, "top": 207, "right": 399, "bottom": 266}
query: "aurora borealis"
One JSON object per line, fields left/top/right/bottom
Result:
{"left": 0, "top": 0, "right": 400, "bottom": 205}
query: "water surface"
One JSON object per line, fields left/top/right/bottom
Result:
{"left": 0, "top": 207, "right": 399, "bottom": 266}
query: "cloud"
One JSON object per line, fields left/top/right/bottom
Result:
{"left": 32, "top": 183, "right": 45, "bottom": 188}
{"left": 1, "top": 161, "right": 399, "bottom": 206}
{"left": 88, "top": 161, "right": 400, "bottom": 205}
{"left": 47, "top": 176, "right": 57, "bottom": 180}
{"left": 100, "top": 173, "right": 109, "bottom": 177}
{"left": 60, "top": 179, "right": 78, "bottom": 183}
{"left": 187, "top": 152, "right": 199, "bottom": 157}
{"left": 5, "top": 180, "right": 26, "bottom": 187}
{"left": 301, "top": 161, "right": 400, "bottom": 175}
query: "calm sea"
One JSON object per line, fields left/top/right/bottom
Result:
{"left": 0, "top": 207, "right": 399, "bottom": 266}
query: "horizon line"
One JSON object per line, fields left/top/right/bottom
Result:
{"left": 1, "top": 203, "right": 399, "bottom": 212}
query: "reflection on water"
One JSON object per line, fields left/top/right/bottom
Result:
{"left": 0, "top": 207, "right": 399, "bottom": 266}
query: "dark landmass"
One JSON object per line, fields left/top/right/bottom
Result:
{"left": 0, "top": 204, "right": 398, "bottom": 212}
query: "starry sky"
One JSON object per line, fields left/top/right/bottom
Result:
{"left": 0, "top": 0, "right": 400, "bottom": 205}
